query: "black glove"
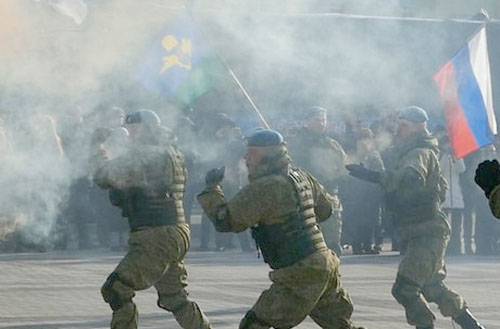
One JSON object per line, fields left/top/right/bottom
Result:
{"left": 345, "top": 163, "right": 381, "bottom": 184}
{"left": 475, "top": 159, "right": 500, "bottom": 197}
{"left": 205, "top": 166, "right": 225, "bottom": 187}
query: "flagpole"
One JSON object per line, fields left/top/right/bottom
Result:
{"left": 186, "top": 2, "right": 271, "bottom": 129}
{"left": 218, "top": 58, "right": 271, "bottom": 129}
{"left": 207, "top": 39, "right": 271, "bottom": 129}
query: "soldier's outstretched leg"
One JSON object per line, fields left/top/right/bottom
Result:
{"left": 392, "top": 275, "right": 436, "bottom": 328}
{"left": 155, "top": 261, "right": 211, "bottom": 329}
{"left": 240, "top": 252, "right": 335, "bottom": 329}
{"left": 309, "top": 273, "right": 358, "bottom": 329}
{"left": 424, "top": 278, "right": 485, "bottom": 328}
{"left": 102, "top": 226, "right": 202, "bottom": 329}
{"left": 101, "top": 272, "right": 138, "bottom": 329}
{"left": 101, "top": 228, "right": 175, "bottom": 329}
{"left": 240, "top": 251, "right": 362, "bottom": 329}
{"left": 422, "top": 279, "right": 465, "bottom": 320}
{"left": 391, "top": 236, "right": 448, "bottom": 328}
{"left": 453, "top": 308, "right": 486, "bottom": 329}
{"left": 239, "top": 276, "right": 318, "bottom": 329}
{"left": 420, "top": 254, "right": 485, "bottom": 328}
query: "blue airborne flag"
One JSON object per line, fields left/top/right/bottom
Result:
{"left": 137, "top": 14, "right": 223, "bottom": 105}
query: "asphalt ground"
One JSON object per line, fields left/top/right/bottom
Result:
{"left": 0, "top": 248, "right": 499, "bottom": 329}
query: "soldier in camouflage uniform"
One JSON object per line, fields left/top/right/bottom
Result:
{"left": 92, "top": 110, "right": 211, "bottom": 329}
{"left": 198, "top": 129, "right": 363, "bottom": 329}
{"left": 347, "top": 106, "right": 485, "bottom": 329}
{"left": 287, "top": 107, "right": 346, "bottom": 255}
{"left": 475, "top": 159, "right": 500, "bottom": 219}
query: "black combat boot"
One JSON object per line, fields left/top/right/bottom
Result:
{"left": 453, "top": 308, "right": 486, "bottom": 329}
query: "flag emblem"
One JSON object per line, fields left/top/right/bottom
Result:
{"left": 434, "top": 27, "right": 497, "bottom": 158}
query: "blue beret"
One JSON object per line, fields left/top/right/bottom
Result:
{"left": 246, "top": 129, "right": 284, "bottom": 147}
{"left": 398, "top": 106, "right": 429, "bottom": 123}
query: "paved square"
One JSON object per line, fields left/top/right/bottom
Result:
{"left": 0, "top": 251, "right": 498, "bottom": 329}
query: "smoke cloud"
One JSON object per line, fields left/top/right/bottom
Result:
{"left": 0, "top": 0, "right": 497, "bottom": 248}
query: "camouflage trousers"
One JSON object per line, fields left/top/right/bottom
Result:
{"left": 240, "top": 250, "right": 358, "bottom": 329}
{"left": 392, "top": 234, "right": 466, "bottom": 327}
{"left": 101, "top": 224, "right": 211, "bottom": 329}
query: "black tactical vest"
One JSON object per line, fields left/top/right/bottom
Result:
{"left": 251, "top": 168, "right": 327, "bottom": 269}
{"left": 124, "top": 145, "right": 187, "bottom": 231}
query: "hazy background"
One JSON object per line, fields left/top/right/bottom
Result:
{"left": 1, "top": 0, "right": 500, "bottom": 247}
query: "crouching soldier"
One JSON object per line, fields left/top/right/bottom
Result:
{"left": 92, "top": 110, "right": 211, "bottom": 329}
{"left": 198, "top": 129, "right": 364, "bottom": 329}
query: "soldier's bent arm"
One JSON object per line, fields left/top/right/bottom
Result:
{"left": 197, "top": 176, "right": 298, "bottom": 232}
{"left": 92, "top": 156, "right": 128, "bottom": 189}
{"left": 306, "top": 173, "right": 333, "bottom": 222}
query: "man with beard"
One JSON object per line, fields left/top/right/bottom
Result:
{"left": 198, "top": 129, "right": 364, "bottom": 329}
{"left": 287, "top": 107, "right": 346, "bottom": 255}
{"left": 346, "top": 106, "right": 485, "bottom": 329}
{"left": 92, "top": 110, "right": 211, "bottom": 329}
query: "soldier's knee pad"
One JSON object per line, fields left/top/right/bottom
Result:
{"left": 438, "top": 294, "right": 465, "bottom": 318}
{"left": 239, "top": 311, "right": 271, "bottom": 329}
{"left": 157, "top": 290, "right": 190, "bottom": 313}
{"left": 101, "top": 272, "right": 134, "bottom": 311}
{"left": 427, "top": 282, "right": 466, "bottom": 317}
{"left": 392, "top": 276, "right": 420, "bottom": 306}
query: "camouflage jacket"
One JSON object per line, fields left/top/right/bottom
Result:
{"left": 197, "top": 166, "right": 333, "bottom": 233}
{"left": 381, "top": 132, "right": 450, "bottom": 240}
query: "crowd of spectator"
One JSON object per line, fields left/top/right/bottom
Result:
{"left": 0, "top": 105, "right": 499, "bottom": 256}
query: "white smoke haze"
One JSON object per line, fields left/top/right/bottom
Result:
{"left": 0, "top": 0, "right": 185, "bottom": 248}
{"left": 1, "top": 0, "right": 499, "bottom": 248}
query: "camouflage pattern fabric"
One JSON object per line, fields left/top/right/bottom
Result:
{"left": 382, "top": 132, "right": 466, "bottom": 328}
{"left": 246, "top": 250, "right": 355, "bottom": 329}
{"left": 101, "top": 224, "right": 211, "bottom": 329}
{"left": 198, "top": 165, "right": 362, "bottom": 328}
{"left": 93, "top": 139, "right": 210, "bottom": 329}
{"left": 287, "top": 128, "right": 347, "bottom": 253}
{"left": 393, "top": 234, "right": 465, "bottom": 327}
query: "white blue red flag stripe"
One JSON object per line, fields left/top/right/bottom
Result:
{"left": 434, "top": 27, "right": 497, "bottom": 159}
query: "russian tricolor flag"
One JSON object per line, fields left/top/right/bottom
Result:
{"left": 434, "top": 27, "right": 497, "bottom": 159}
